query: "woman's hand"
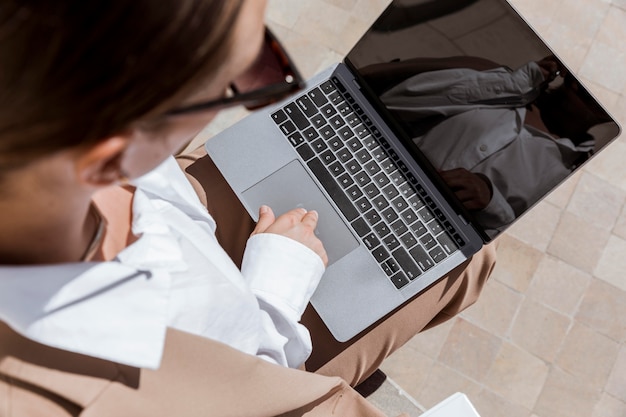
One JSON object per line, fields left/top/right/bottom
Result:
{"left": 251, "top": 205, "right": 328, "bottom": 266}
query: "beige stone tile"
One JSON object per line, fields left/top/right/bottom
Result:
{"left": 506, "top": 200, "right": 562, "bottom": 252}
{"left": 322, "top": 0, "right": 360, "bottom": 12}
{"left": 403, "top": 318, "right": 455, "bottom": 360}
{"left": 380, "top": 346, "right": 433, "bottom": 401}
{"left": 596, "top": 5, "right": 626, "bottom": 54}
{"left": 541, "top": 22, "right": 591, "bottom": 73}
{"left": 544, "top": 170, "right": 581, "bottom": 210}
{"left": 492, "top": 234, "right": 543, "bottom": 292}
{"left": 575, "top": 279, "right": 626, "bottom": 343}
{"left": 551, "top": 0, "right": 610, "bottom": 41}
{"left": 534, "top": 368, "right": 602, "bottom": 417}
{"left": 472, "top": 389, "right": 533, "bottom": 417}
{"left": 584, "top": 138, "right": 626, "bottom": 193}
{"left": 415, "top": 362, "right": 483, "bottom": 410}
{"left": 461, "top": 279, "right": 522, "bottom": 336}
{"left": 606, "top": 345, "right": 626, "bottom": 402}
{"left": 594, "top": 234, "right": 626, "bottom": 292}
{"left": 509, "top": 0, "right": 563, "bottom": 35}
{"left": 510, "top": 299, "right": 571, "bottom": 363}
{"left": 438, "top": 319, "right": 502, "bottom": 382}
{"left": 556, "top": 323, "right": 620, "bottom": 389}
{"left": 566, "top": 172, "right": 625, "bottom": 231}
{"left": 484, "top": 342, "right": 549, "bottom": 410}
{"left": 612, "top": 202, "right": 626, "bottom": 240}
{"left": 547, "top": 212, "right": 610, "bottom": 273}
{"left": 527, "top": 254, "right": 591, "bottom": 316}
{"left": 266, "top": 0, "right": 309, "bottom": 29}
{"left": 580, "top": 41, "right": 626, "bottom": 93}
{"left": 592, "top": 392, "right": 626, "bottom": 417}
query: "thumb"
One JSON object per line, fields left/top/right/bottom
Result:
{"left": 252, "top": 205, "right": 275, "bottom": 235}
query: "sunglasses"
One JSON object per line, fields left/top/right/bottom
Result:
{"left": 166, "top": 27, "right": 305, "bottom": 116}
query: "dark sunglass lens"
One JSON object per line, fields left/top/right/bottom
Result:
{"left": 232, "top": 38, "right": 292, "bottom": 94}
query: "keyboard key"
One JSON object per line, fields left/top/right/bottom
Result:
{"left": 295, "top": 143, "right": 314, "bottom": 161}
{"left": 337, "top": 173, "right": 354, "bottom": 189}
{"left": 399, "top": 232, "right": 417, "bottom": 249}
{"left": 392, "top": 247, "right": 422, "bottom": 280}
{"left": 308, "top": 87, "right": 328, "bottom": 107}
{"left": 372, "top": 195, "right": 388, "bottom": 210}
{"left": 407, "top": 194, "right": 425, "bottom": 210}
{"left": 311, "top": 114, "right": 326, "bottom": 128}
{"left": 331, "top": 77, "right": 345, "bottom": 92}
{"left": 364, "top": 160, "right": 381, "bottom": 176}
{"left": 382, "top": 184, "right": 399, "bottom": 200}
{"left": 310, "top": 138, "right": 328, "bottom": 153}
{"left": 419, "top": 233, "right": 437, "bottom": 250}
{"left": 355, "top": 149, "right": 372, "bottom": 164}
{"left": 427, "top": 220, "right": 443, "bottom": 235}
{"left": 328, "top": 137, "right": 343, "bottom": 151}
{"left": 418, "top": 206, "right": 434, "bottom": 222}
{"left": 319, "top": 149, "right": 336, "bottom": 165}
{"left": 328, "top": 90, "right": 343, "bottom": 105}
{"left": 303, "top": 127, "right": 318, "bottom": 141}
{"left": 279, "top": 120, "right": 296, "bottom": 136}
{"left": 321, "top": 104, "right": 337, "bottom": 117}
{"left": 400, "top": 208, "right": 419, "bottom": 225}
{"left": 362, "top": 135, "right": 377, "bottom": 149}
{"left": 371, "top": 245, "right": 390, "bottom": 263}
{"left": 336, "top": 147, "right": 352, "bottom": 163}
{"left": 307, "top": 158, "right": 358, "bottom": 222}
{"left": 371, "top": 146, "right": 386, "bottom": 161}
{"left": 437, "top": 233, "right": 458, "bottom": 254}
{"left": 373, "top": 172, "right": 390, "bottom": 187}
{"left": 346, "top": 185, "right": 363, "bottom": 201}
{"left": 337, "top": 102, "right": 352, "bottom": 116}
{"left": 272, "top": 109, "right": 288, "bottom": 124}
{"left": 409, "top": 246, "right": 435, "bottom": 271}
{"left": 346, "top": 113, "right": 360, "bottom": 127}
{"left": 364, "top": 209, "right": 381, "bottom": 225}
{"left": 391, "top": 196, "right": 408, "bottom": 212}
{"left": 320, "top": 80, "right": 336, "bottom": 94}
{"left": 373, "top": 222, "right": 391, "bottom": 238}
{"left": 382, "top": 259, "right": 400, "bottom": 277}
{"left": 382, "top": 234, "right": 401, "bottom": 251}
{"left": 354, "top": 170, "right": 371, "bottom": 187}
{"left": 390, "top": 272, "right": 410, "bottom": 289}
{"left": 346, "top": 137, "right": 362, "bottom": 152}
{"left": 346, "top": 159, "right": 360, "bottom": 175}
{"left": 390, "top": 219, "right": 408, "bottom": 236}
{"left": 410, "top": 220, "right": 427, "bottom": 237}
{"left": 362, "top": 232, "right": 379, "bottom": 250}
{"left": 351, "top": 217, "right": 370, "bottom": 237}
{"left": 429, "top": 246, "right": 446, "bottom": 263}
{"left": 338, "top": 126, "right": 354, "bottom": 141}
{"left": 329, "top": 114, "right": 345, "bottom": 129}
{"left": 381, "top": 207, "right": 398, "bottom": 223}
{"left": 355, "top": 197, "right": 373, "bottom": 213}
{"left": 296, "top": 95, "right": 318, "bottom": 117}
{"left": 328, "top": 161, "right": 345, "bottom": 176}
{"left": 288, "top": 132, "right": 305, "bottom": 147}
{"left": 284, "top": 102, "right": 310, "bottom": 130}
{"left": 319, "top": 125, "right": 335, "bottom": 140}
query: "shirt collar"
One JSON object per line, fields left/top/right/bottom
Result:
{"left": 0, "top": 185, "right": 191, "bottom": 370}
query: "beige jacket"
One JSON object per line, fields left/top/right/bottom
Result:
{"left": 0, "top": 322, "right": 398, "bottom": 416}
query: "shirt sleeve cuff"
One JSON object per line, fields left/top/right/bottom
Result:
{"left": 240, "top": 233, "right": 326, "bottom": 319}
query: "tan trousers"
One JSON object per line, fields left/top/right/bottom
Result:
{"left": 177, "top": 148, "right": 496, "bottom": 387}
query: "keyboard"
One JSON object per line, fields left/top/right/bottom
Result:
{"left": 270, "top": 77, "right": 465, "bottom": 289}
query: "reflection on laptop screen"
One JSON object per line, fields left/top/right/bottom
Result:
{"left": 346, "top": 0, "right": 619, "bottom": 238}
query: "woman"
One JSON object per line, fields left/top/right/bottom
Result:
{"left": 0, "top": 0, "right": 495, "bottom": 415}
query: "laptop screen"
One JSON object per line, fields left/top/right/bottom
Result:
{"left": 345, "top": 0, "right": 620, "bottom": 239}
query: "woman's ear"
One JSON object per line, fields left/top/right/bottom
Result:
{"left": 75, "top": 136, "right": 131, "bottom": 186}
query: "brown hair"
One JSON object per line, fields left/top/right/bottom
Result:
{"left": 0, "top": 0, "right": 243, "bottom": 171}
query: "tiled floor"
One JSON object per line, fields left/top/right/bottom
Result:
{"left": 198, "top": 1, "right": 626, "bottom": 416}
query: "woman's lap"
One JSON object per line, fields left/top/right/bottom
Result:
{"left": 177, "top": 148, "right": 496, "bottom": 386}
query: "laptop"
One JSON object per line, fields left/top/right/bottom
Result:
{"left": 205, "top": 0, "right": 620, "bottom": 342}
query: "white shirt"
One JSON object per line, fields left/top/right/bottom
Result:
{"left": 381, "top": 62, "right": 598, "bottom": 233}
{"left": 0, "top": 157, "right": 325, "bottom": 370}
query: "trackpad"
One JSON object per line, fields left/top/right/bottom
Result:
{"left": 242, "top": 160, "right": 359, "bottom": 265}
